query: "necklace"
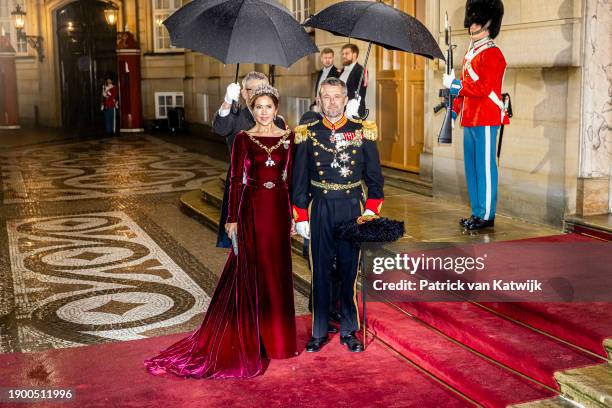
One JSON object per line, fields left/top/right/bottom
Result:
{"left": 246, "top": 130, "right": 290, "bottom": 167}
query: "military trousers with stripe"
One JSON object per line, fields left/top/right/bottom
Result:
{"left": 309, "top": 193, "right": 362, "bottom": 339}
{"left": 463, "top": 125, "right": 499, "bottom": 221}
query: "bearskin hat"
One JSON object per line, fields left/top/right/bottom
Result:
{"left": 464, "top": 0, "right": 504, "bottom": 39}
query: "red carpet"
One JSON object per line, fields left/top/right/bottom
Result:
{"left": 482, "top": 301, "right": 612, "bottom": 357}
{"left": 0, "top": 316, "right": 470, "bottom": 408}
{"left": 481, "top": 233, "right": 612, "bottom": 357}
{"left": 368, "top": 302, "right": 556, "bottom": 408}
{"left": 366, "top": 233, "right": 611, "bottom": 407}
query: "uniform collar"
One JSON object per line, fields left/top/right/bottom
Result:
{"left": 472, "top": 36, "right": 493, "bottom": 50}
{"left": 322, "top": 114, "right": 347, "bottom": 131}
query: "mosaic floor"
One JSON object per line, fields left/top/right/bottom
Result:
{"left": 0, "top": 133, "right": 309, "bottom": 353}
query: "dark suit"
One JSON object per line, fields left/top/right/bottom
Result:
{"left": 212, "top": 106, "right": 285, "bottom": 248}
{"left": 314, "top": 65, "right": 339, "bottom": 98}
{"left": 342, "top": 63, "right": 367, "bottom": 117}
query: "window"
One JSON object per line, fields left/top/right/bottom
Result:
{"left": 154, "top": 92, "right": 184, "bottom": 119}
{"left": 295, "top": 97, "right": 310, "bottom": 121}
{"left": 152, "top": 0, "right": 182, "bottom": 52}
{"left": 196, "top": 93, "right": 211, "bottom": 124}
{"left": 0, "top": 0, "right": 27, "bottom": 55}
{"left": 291, "top": 0, "right": 312, "bottom": 24}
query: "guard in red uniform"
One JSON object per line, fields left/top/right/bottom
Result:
{"left": 443, "top": 0, "right": 509, "bottom": 230}
{"left": 101, "top": 77, "right": 118, "bottom": 134}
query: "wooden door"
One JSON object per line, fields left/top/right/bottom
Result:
{"left": 376, "top": 0, "right": 425, "bottom": 173}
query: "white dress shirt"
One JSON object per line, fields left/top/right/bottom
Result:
{"left": 339, "top": 62, "right": 356, "bottom": 85}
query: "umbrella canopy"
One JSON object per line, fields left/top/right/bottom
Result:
{"left": 304, "top": 0, "right": 444, "bottom": 61}
{"left": 164, "top": 0, "right": 318, "bottom": 67}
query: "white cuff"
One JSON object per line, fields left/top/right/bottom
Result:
{"left": 218, "top": 106, "right": 231, "bottom": 117}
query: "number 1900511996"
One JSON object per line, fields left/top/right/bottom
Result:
{"left": 0, "top": 388, "right": 75, "bottom": 402}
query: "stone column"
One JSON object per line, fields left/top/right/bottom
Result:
{"left": 0, "top": 33, "right": 19, "bottom": 130}
{"left": 578, "top": 0, "right": 612, "bottom": 215}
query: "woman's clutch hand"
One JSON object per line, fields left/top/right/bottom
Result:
{"left": 290, "top": 219, "right": 297, "bottom": 236}
{"left": 225, "top": 223, "right": 238, "bottom": 238}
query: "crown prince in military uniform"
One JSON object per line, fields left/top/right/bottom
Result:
{"left": 292, "top": 77, "right": 384, "bottom": 353}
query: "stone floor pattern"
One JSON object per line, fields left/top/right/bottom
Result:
{"left": 0, "top": 134, "right": 309, "bottom": 353}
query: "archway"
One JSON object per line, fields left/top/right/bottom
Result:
{"left": 56, "top": 0, "right": 117, "bottom": 131}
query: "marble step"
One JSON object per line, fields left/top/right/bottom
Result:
{"left": 381, "top": 167, "right": 433, "bottom": 197}
{"left": 180, "top": 189, "right": 311, "bottom": 296}
{"left": 201, "top": 179, "right": 224, "bottom": 209}
{"left": 564, "top": 214, "right": 612, "bottom": 242}
{"left": 555, "top": 364, "right": 612, "bottom": 408}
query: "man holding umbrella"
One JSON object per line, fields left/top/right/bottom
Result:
{"left": 212, "top": 71, "right": 286, "bottom": 248}
{"left": 340, "top": 44, "right": 367, "bottom": 119}
{"left": 292, "top": 77, "right": 384, "bottom": 353}
{"left": 443, "top": 0, "right": 508, "bottom": 231}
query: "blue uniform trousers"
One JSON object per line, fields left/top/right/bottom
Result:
{"left": 463, "top": 126, "right": 499, "bottom": 221}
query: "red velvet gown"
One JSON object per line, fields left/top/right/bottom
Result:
{"left": 145, "top": 130, "right": 297, "bottom": 379}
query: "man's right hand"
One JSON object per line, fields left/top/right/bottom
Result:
{"left": 224, "top": 83, "right": 241, "bottom": 105}
{"left": 295, "top": 221, "right": 310, "bottom": 239}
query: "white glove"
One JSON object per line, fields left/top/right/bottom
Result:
{"left": 295, "top": 221, "right": 310, "bottom": 239}
{"left": 362, "top": 209, "right": 376, "bottom": 216}
{"left": 443, "top": 70, "right": 456, "bottom": 89}
{"left": 345, "top": 97, "right": 360, "bottom": 119}
{"left": 224, "top": 83, "right": 241, "bottom": 104}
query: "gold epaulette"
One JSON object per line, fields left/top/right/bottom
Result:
{"left": 293, "top": 120, "right": 319, "bottom": 144}
{"left": 361, "top": 120, "right": 378, "bottom": 141}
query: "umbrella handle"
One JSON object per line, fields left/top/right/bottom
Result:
{"left": 231, "top": 64, "right": 241, "bottom": 115}
{"left": 356, "top": 42, "right": 372, "bottom": 120}
{"left": 355, "top": 42, "right": 372, "bottom": 99}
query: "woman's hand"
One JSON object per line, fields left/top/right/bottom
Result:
{"left": 225, "top": 222, "right": 238, "bottom": 239}
{"left": 290, "top": 219, "right": 297, "bottom": 236}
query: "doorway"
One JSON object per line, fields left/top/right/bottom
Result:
{"left": 56, "top": 0, "right": 117, "bottom": 131}
{"left": 375, "top": 0, "right": 425, "bottom": 173}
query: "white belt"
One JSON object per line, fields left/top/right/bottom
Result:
{"left": 488, "top": 92, "right": 506, "bottom": 122}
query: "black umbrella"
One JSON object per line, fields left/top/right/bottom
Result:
{"left": 304, "top": 0, "right": 444, "bottom": 104}
{"left": 164, "top": 0, "right": 318, "bottom": 83}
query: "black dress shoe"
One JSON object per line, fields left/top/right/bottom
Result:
{"left": 306, "top": 336, "right": 328, "bottom": 352}
{"left": 465, "top": 217, "right": 494, "bottom": 231}
{"left": 340, "top": 332, "right": 364, "bottom": 353}
{"left": 327, "top": 326, "right": 339, "bottom": 334}
{"left": 328, "top": 311, "right": 342, "bottom": 323}
{"left": 459, "top": 215, "right": 477, "bottom": 227}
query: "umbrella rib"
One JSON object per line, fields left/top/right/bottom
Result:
{"left": 252, "top": 1, "right": 290, "bottom": 66}
{"left": 347, "top": 1, "right": 376, "bottom": 38}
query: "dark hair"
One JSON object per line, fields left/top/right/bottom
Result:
{"left": 318, "top": 77, "right": 347, "bottom": 97}
{"left": 250, "top": 93, "right": 279, "bottom": 110}
{"left": 321, "top": 47, "right": 334, "bottom": 55}
{"left": 341, "top": 43, "right": 359, "bottom": 56}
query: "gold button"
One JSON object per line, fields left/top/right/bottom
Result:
{"left": 318, "top": 170, "right": 323, "bottom": 175}
{"left": 352, "top": 150, "right": 357, "bottom": 154}
{"left": 323, "top": 190, "right": 328, "bottom": 194}
{"left": 316, "top": 161, "right": 321, "bottom": 166}
{"left": 346, "top": 190, "right": 350, "bottom": 194}
{"left": 314, "top": 151, "right": 319, "bottom": 156}
{"left": 351, "top": 160, "right": 355, "bottom": 165}
{"left": 322, "top": 180, "right": 327, "bottom": 184}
